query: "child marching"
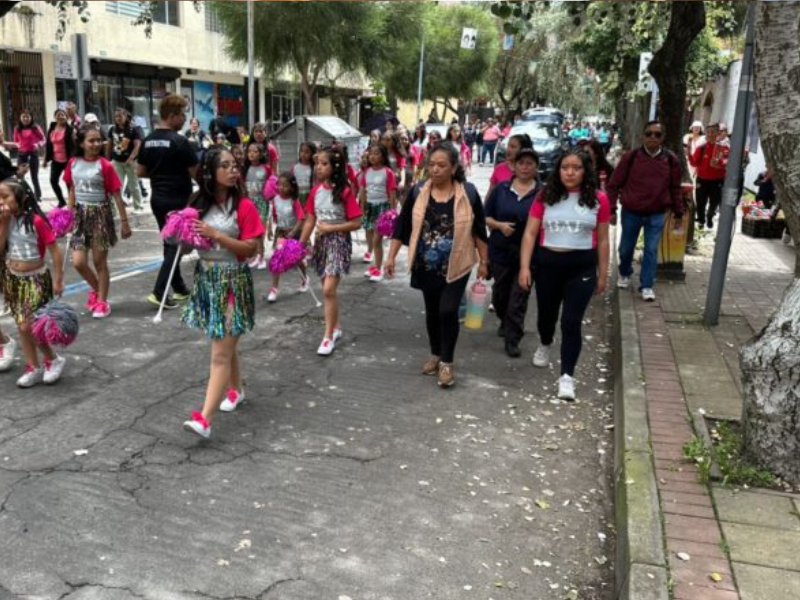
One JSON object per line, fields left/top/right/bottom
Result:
{"left": 181, "top": 149, "right": 265, "bottom": 439}
{"left": 292, "top": 142, "right": 316, "bottom": 209}
{"left": 300, "top": 146, "right": 362, "bottom": 356}
{"left": 243, "top": 142, "right": 272, "bottom": 270}
{"left": 0, "top": 178, "right": 65, "bottom": 387}
{"left": 64, "top": 126, "right": 132, "bottom": 318}
{"left": 266, "top": 172, "right": 308, "bottom": 302}
{"left": 358, "top": 144, "right": 397, "bottom": 283}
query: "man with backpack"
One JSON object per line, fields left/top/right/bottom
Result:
{"left": 606, "top": 121, "right": 683, "bottom": 302}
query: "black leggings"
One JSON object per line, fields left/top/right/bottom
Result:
{"left": 534, "top": 248, "right": 597, "bottom": 377}
{"left": 421, "top": 275, "right": 470, "bottom": 363}
{"left": 152, "top": 203, "right": 189, "bottom": 298}
{"left": 50, "top": 161, "right": 68, "bottom": 207}
{"left": 18, "top": 151, "right": 41, "bottom": 199}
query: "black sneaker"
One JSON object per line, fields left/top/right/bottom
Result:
{"left": 497, "top": 325, "right": 506, "bottom": 338}
{"left": 505, "top": 341, "right": 521, "bottom": 358}
{"left": 147, "top": 293, "right": 179, "bottom": 310}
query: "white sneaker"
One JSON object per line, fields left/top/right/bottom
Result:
{"left": 43, "top": 355, "right": 66, "bottom": 384}
{"left": 641, "top": 288, "right": 656, "bottom": 302}
{"left": 267, "top": 288, "right": 278, "bottom": 303}
{"left": 0, "top": 337, "right": 17, "bottom": 372}
{"left": 532, "top": 344, "right": 551, "bottom": 368}
{"left": 617, "top": 276, "right": 631, "bottom": 289}
{"left": 362, "top": 252, "right": 373, "bottom": 264}
{"left": 16, "top": 365, "right": 44, "bottom": 388}
{"left": 557, "top": 374, "right": 576, "bottom": 401}
{"left": 183, "top": 411, "right": 211, "bottom": 438}
{"left": 317, "top": 338, "right": 335, "bottom": 356}
{"left": 248, "top": 256, "right": 260, "bottom": 268}
{"left": 257, "top": 256, "right": 268, "bottom": 270}
{"left": 369, "top": 269, "right": 384, "bottom": 283}
{"left": 299, "top": 276, "right": 309, "bottom": 293}
{"left": 220, "top": 387, "right": 245, "bottom": 412}
{"left": 332, "top": 328, "right": 343, "bottom": 346}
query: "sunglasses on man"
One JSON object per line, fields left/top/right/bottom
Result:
{"left": 644, "top": 130, "right": 663, "bottom": 138}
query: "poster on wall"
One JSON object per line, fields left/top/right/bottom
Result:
{"left": 217, "top": 84, "right": 244, "bottom": 127}
{"left": 193, "top": 81, "right": 216, "bottom": 131}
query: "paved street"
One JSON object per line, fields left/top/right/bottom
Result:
{"left": 0, "top": 165, "right": 616, "bottom": 600}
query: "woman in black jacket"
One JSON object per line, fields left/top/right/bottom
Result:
{"left": 44, "top": 108, "right": 75, "bottom": 207}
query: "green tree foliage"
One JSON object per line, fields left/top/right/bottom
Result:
{"left": 380, "top": 3, "right": 499, "bottom": 117}
{"left": 212, "top": 1, "right": 380, "bottom": 115}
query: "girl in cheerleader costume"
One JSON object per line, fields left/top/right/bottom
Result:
{"left": 243, "top": 142, "right": 272, "bottom": 270}
{"left": 358, "top": 144, "right": 397, "bottom": 283}
{"left": 300, "top": 146, "right": 362, "bottom": 356}
{"left": 181, "top": 149, "right": 265, "bottom": 438}
{"left": 0, "top": 178, "right": 65, "bottom": 387}
{"left": 292, "top": 142, "right": 316, "bottom": 210}
{"left": 64, "top": 126, "right": 132, "bottom": 319}
{"left": 266, "top": 172, "right": 308, "bottom": 302}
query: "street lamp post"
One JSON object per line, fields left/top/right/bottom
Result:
{"left": 247, "top": 0, "right": 255, "bottom": 130}
{"left": 416, "top": 35, "right": 425, "bottom": 125}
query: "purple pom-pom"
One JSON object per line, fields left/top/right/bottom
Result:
{"left": 32, "top": 300, "right": 80, "bottom": 347}
{"left": 376, "top": 209, "right": 398, "bottom": 237}
{"left": 47, "top": 207, "right": 74, "bottom": 238}
{"left": 161, "top": 207, "right": 214, "bottom": 250}
{"left": 263, "top": 175, "right": 278, "bottom": 200}
{"left": 269, "top": 238, "right": 306, "bottom": 274}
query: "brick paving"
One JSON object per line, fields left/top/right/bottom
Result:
{"left": 626, "top": 220, "right": 797, "bottom": 600}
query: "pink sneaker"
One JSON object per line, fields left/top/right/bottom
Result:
{"left": 92, "top": 300, "right": 111, "bottom": 319}
{"left": 86, "top": 290, "right": 98, "bottom": 310}
{"left": 364, "top": 265, "right": 380, "bottom": 278}
{"left": 183, "top": 411, "right": 211, "bottom": 438}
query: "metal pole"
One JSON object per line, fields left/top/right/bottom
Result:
{"left": 416, "top": 36, "right": 425, "bottom": 124}
{"left": 247, "top": 0, "right": 255, "bottom": 131}
{"left": 703, "top": 3, "right": 756, "bottom": 327}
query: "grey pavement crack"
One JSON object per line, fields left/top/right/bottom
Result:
{"left": 59, "top": 581, "right": 147, "bottom": 600}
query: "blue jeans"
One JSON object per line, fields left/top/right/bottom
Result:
{"left": 618, "top": 209, "right": 666, "bottom": 290}
{"left": 481, "top": 141, "right": 497, "bottom": 164}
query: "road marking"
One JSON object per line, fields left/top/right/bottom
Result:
{"left": 63, "top": 259, "right": 165, "bottom": 297}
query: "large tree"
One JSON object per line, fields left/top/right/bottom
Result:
{"left": 212, "top": 0, "right": 381, "bottom": 114}
{"left": 381, "top": 3, "right": 499, "bottom": 121}
{"left": 740, "top": 1, "right": 800, "bottom": 484}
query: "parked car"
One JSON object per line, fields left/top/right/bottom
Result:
{"left": 495, "top": 122, "right": 565, "bottom": 181}
{"left": 522, "top": 107, "right": 565, "bottom": 127}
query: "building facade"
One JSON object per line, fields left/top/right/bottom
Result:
{"left": 0, "top": 1, "right": 367, "bottom": 136}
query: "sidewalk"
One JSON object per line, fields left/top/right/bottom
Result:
{"left": 618, "top": 220, "right": 799, "bottom": 600}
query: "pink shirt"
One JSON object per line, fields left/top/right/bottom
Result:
{"left": 482, "top": 125, "right": 501, "bottom": 143}
{"left": 13, "top": 126, "right": 45, "bottom": 153}
{"left": 50, "top": 128, "right": 68, "bottom": 163}
{"left": 490, "top": 162, "right": 514, "bottom": 186}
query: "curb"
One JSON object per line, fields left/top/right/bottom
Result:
{"left": 613, "top": 287, "right": 670, "bottom": 600}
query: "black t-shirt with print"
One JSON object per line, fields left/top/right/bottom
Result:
{"left": 108, "top": 124, "right": 141, "bottom": 162}
{"left": 138, "top": 129, "right": 198, "bottom": 209}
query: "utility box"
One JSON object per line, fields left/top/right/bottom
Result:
{"left": 271, "top": 115, "right": 367, "bottom": 173}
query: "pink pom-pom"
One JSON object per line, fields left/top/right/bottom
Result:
{"left": 263, "top": 176, "right": 278, "bottom": 200}
{"left": 269, "top": 238, "right": 306, "bottom": 274}
{"left": 47, "top": 207, "right": 74, "bottom": 238}
{"left": 32, "top": 301, "right": 79, "bottom": 347}
{"left": 161, "top": 207, "right": 214, "bottom": 250}
{"left": 376, "top": 209, "right": 398, "bottom": 238}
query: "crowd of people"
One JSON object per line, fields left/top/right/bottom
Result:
{"left": 0, "top": 96, "right": 765, "bottom": 439}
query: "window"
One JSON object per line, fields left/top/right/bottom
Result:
{"left": 106, "top": 1, "right": 180, "bottom": 27}
{"left": 205, "top": 4, "right": 222, "bottom": 33}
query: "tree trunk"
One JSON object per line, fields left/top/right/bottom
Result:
{"left": 741, "top": 0, "right": 800, "bottom": 485}
{"left": 299, "top": 69, "right": 316, "bottom": 115}
{"left": 648, "top": 1, "right": 706, "bottom": 158}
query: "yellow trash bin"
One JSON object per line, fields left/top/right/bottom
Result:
{"left": 657, "top": 183, "right": 695, "bottom": 280}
